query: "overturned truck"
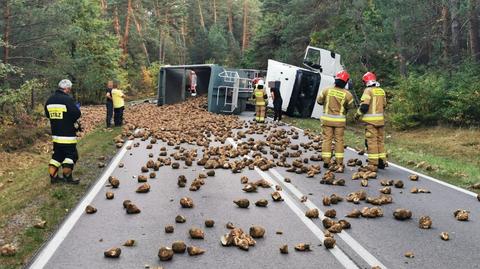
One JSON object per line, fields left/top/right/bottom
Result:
{"left": 157, "top": 46, "right": 348, "bottom": 119}
{"left": 157, "top": 64, "right": 262, "bottom": 115}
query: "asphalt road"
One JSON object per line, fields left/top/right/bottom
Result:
{"left": 28, "top": 113, "right": 480, "bottom": 269}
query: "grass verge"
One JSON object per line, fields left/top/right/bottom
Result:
{"left": 0, "top": 128, "right": 121, "bottom": 269}
{"left": 283, "top": 116, "right": 480, "bottom": 193}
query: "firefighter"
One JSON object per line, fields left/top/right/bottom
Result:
{"left": 317, "top": 70, "right": 354, "bottom": 173}
{"left": 45, "top": 79, "right": 81, "bottom": 184}
{"left": 252, "top": 79, "right": 268, "bottom": 123}
{"left": 355, "top": 72, "right": 387, "bottom": 171}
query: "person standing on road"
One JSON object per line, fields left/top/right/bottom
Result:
{"left": 105, "top": 80, "right": 113, "bottom": 128}
{"left": 45, "top": 79, "right": 81, "bottom": 184}
{"left": 270, "top": 82, "right": 283, "bottom": 121}
{"left": 317, "top": 70, "right": 354, "bottom": 173}
{"left": 355, "top": 72, "right": 387, "bottom": 171}
{"left": 252, "top": 80, "right": 268, "bottom": 123}
{"left": 111, "top": 80, "right": 125, "bottom": 127}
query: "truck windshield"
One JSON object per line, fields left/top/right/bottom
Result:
{"left": 303, "top": 48, "right": 321, "bottom": 70}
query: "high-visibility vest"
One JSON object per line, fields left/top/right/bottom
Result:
{"left": 317, "top": 87, "right": 354, "bottom": 127}
{"left": 360, "top": 87, "right": 386, "bottom": 126}
{"left": 253, "top": 88, "right": 267, "bottom": 106}
{"left": 112, "top": 88, "right": 125, "bottom": 108}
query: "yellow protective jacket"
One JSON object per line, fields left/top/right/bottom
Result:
{"left": 358, "top": 87, "right": 386, "bottom": 126}
{"left": 317, "top": 87, "right": 354, "bottom": 127}
{"left": 112, "top": 88, "right": 125, "bottom": 108}
{"left": 253, "top": 87, "right": 267, "bottom": 106}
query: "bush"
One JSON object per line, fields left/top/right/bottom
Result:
{"left": 389, "top": 73, "right": 448, "bottom": 129}
{"left": 443, "top": 61, "right": 480, "bottom": 125}
{"left": 388, "top": 60, "right": 480, "bottom": 129}
{"left": 0, "top": 79, "right": 46, "bottom": 123}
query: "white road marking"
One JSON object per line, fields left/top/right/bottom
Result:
{"left": 284, "top": 121, "right": 477, "bottom": 198}
{"left": 380, "top": 161, "right": 477, "bottom": 197}
{"left": 229, "top": 129, "right": 387, "bottom": 268}
{"left": 228, "top": 138, "right": 361, "bottom": 269}
{"left": 268, "top": 169, "right": 387, "bottom": 269}
{"left": 28, "top": 140, "right": 133, "bottom": 269}
{"left": 255, "top": 168, "right": 360, "bottom": 269}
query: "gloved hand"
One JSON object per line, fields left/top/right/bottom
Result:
{"left": 75, "top": 102, "right": 81, "bottom": 110}
{"left": 354, "top": 112, "right": 362, "bottom": 121}
{"left": 74, "top": 121, "right": 83, "bottom": 132}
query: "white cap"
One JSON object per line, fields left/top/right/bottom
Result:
{"left": 58, "top": 79, "right": 72, "bottom": 89}
{"left": 366, "top": 80, "right": 380, "bottom": 87}
{"left": 257, "top": 80, "right": 265, "bottom": 86}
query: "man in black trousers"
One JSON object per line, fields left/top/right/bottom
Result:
{"left": 105, "top": 80, "right": 113, "bottom": 128}
{"left": 270, "top": 81, "right": 283, "bottom": 121}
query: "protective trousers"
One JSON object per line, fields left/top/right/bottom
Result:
{"left": 255, "top": 105, "right": 266, "bottom": 123}
{"left": 365, "top": 124, "right": 386, "bottom": 165}
{"left": 321, "top": 126, "right": 345, "bottom": 164}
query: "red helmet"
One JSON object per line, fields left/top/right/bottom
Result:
{"left": 362, "top": 72, "right": 377, "bottom": 84}
{"left": 335, "top": 70, "right": 350, "bottom": 83}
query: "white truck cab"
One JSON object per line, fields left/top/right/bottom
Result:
{"left": 265, "top": 46, "right": 344, "bottom": 119}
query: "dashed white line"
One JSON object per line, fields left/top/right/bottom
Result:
{"left": 255, "top": 168, "right": 360, "bottom": 269}
{"left": 268, "top": 169, "right": 387, "bottom": 269}
{"left": 28, "top": 140, "right": 133, "bottom": 269}
{"left": 228, "top": 137, "right": 361, "bottom": 269}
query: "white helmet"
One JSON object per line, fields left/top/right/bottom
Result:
{"left": 58, "top": 79, "right": 72, "bottom": 89}
{"left": 257, "top": 80, "right": 265, "bottom": 87}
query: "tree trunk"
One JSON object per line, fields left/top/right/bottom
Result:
{"left": 113, "top": 6, "right": 121, "bottom": 43}
{"left": 197, "top": 0, "right": 206, "bottom": 32}
{"left": 450, "top": 0, "right": 461, "bottom": 63}
{"left": 132, "top": 2, "right": 150, "bottom": 65}
{"left": 122, "top": 0, "right": 133, "bottom": 57}
{"left": 394, "top": 17, "right": 407, "bottom": 77}
{"left": 3, "top": 0, "right": 11, "bottom": 65}
{"left": 242, "top": 0, "right": 249, "bottom": 54}
{"left": 227, "top": 0, "right": 233, "bottom": 33}
{"left": 100, "top": 0, "right": 107, "bottom": 14}
{"left": 441, "top": 5, "right": 451, "bottom": 64}
{"left": 469, "top": 0, "right": 480, "bottom": 62}
{"left": 213, "top": 0, "right": 217, "bottom": 24}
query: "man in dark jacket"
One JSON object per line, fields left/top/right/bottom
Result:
{"left": 45, "top": 79, "right": 81, "bottom": 184}
{"left": 270, "top": 82, "right": 283, "bottom": 121}
{"left": 105, "top": 80, "right": 113, "bottom": 128}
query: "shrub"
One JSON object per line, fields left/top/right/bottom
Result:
{"left": 389, "top": 72, "right": 448, "bottom": 130}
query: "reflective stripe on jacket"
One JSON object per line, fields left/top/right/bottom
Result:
{"left": 317, "top": 87, "right": 354, "bottom": 127}
{"left": 45, "top": 89, "right": 81, "bottom": 144}
{"left": 253, "top": 88, "right": 267, "bottom": 106}
{"left": 360, "top": 87, "right": 386, "bottom": 126}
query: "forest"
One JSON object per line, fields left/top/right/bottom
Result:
{"left": 1, "top": 0, "right": 480, "bottom": 130}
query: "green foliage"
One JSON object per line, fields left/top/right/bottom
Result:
{"left": 444, "top": 61, "right": 480, "bottom": 125}
{"left": 207, "top": 24, "right": 229, "bottom": 64}
{"left": 51, "top": 0, "right": 122, "bottom": 104}
{"left": 390, "top": 73, "right": 448, "bottom": 129}
{"left": 0, "top": 79, "right": 45, "bottom": 120}
{"left": 390, "top": 60, "right": 480, "bottom": 129}
{"left": 147, "top": 62, "right": 162, "bottom": 93}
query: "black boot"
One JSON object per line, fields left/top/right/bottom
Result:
{"left": 63, "top": 174, "right": 80, "bottom": 185}
{"left": 50, "top": 175, "right": 62, "bottom": 184}
{"left": 378, "top": 159, "right": 386, "bottom": 170}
